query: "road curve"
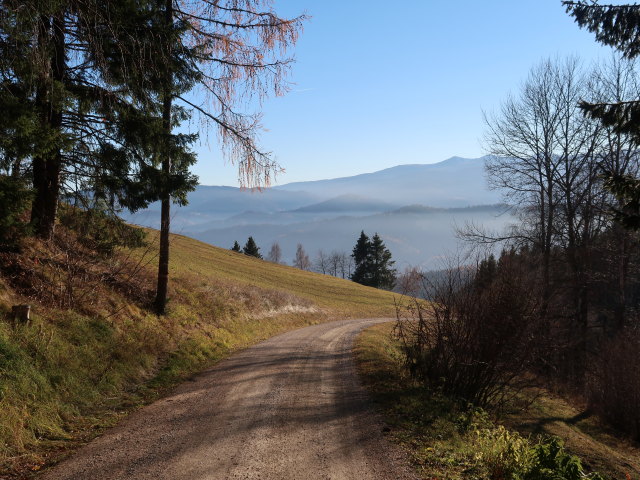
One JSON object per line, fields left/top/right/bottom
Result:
{"left": 42, "top": 318, "right": 417, "bottom": 480}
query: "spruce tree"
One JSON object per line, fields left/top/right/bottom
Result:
{"left": 564, "top": 2, "right": 640, "bottom": 138}
{"left": 475, "top": 254, "right": 497, "bottom": 291}
{"left": 231, "top": 241, "right": 241, "bottom": 252}
{"left": 350, "top": 231, "right": 371, "bottom": 285}
{"left": 243, "top": 237, "right": 262, "bottom": 258}
{"left": 564, "top": 1, "right": 640, "bottom": 228}
{"left": 0, "top": 1, "right": 196, "bottom": 240}
{"left": 351, "top": 231, "right": 396, "bottom": 289}
{"left": 368, "top": 233, "right": 396, "bottom": 290}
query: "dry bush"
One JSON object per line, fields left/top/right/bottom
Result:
{"left": 0, "top": 224, "right": 156, "bottom": 313}
{"left": 396, "top": 254, "right": 544, "bottom": 407}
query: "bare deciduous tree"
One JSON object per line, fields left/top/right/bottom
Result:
{"left": 267, "top": 242, "right": 283, "bottom": 263}
{"left": 293, "top": 243, "right": 311, "bottom": 271}
{"left": 396, "top": 266, "right": 424, "bottom": 296}
{"left": 395, "top": 253, "right": 543, "bottom": 407}
{"left": 328, "top": 251, "right": 342, "bottom": 277}
{"left": 314, "top": 250, "right": 328, "bottom": 274}
{"left": 481, "top": 57, "right": 604, "bottom": 339}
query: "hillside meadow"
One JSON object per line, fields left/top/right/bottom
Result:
{"left": 0, "top": 227, "right": 397, "bottom": 477}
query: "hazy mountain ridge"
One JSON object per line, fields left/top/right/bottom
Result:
{"left": 122, "top": 155, "right": 513, "bottom": 267}
{"left": 290, "top": 194, "right": 399, "bottom": 213}
{"left": 274, "top": 156, "right": 500, "bottom": 207}
{"left": 190, "top": 204, "right": 512, "bottom": 269}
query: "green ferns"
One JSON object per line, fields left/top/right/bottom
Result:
{"left": 475, "top": 427, "right": 605, "bottom": 480}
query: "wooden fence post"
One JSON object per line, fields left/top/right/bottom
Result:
{"left": 11, "top": 304, "right": 31, "bottom": 326}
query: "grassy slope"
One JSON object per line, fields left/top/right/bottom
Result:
{"left": 355, "top": 322, "right": 640, "bottom": 480}
{"left": 164, "top": 231, "right": 397, "bottom": 316}
{"left": 0, "top": 230, "right": 397, "bottom": 477}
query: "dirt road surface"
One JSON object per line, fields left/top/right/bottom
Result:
{"left": 42, "top": 318, "right": 418, "bottom": 480}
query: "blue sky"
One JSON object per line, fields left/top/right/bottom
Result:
{"left": 190, "top": 0, "right": 612, "bottom": 187}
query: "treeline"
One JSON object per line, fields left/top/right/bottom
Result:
{"left": 397, "top": 8, "right": 640, "bottom": 442}
{"left": 230, "top": 231, "right": 397, "bottom": 289}
{"left": 0, "top": 1, "right": 304, "bottom": 313}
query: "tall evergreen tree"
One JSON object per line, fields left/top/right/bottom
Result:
{"left": 350, "top": 231, "right": 396, "bottom": 289}
{"left": 368, "top": 233, "right": 396, "bottom": 290}
{"left": 350, "top": 231, "right": 371, "bottom": 285}
{"left": 564, "top": 1, "right": 640, "bottom": 228}
{"left": 231, "top": 240, "right": 241, "bottom": 252}
{"left": 0, "top": 1, "right": 196, "bottom": 241}
{"left": 564, "top": 2, "right": 640, "bottom": 139}
{"left": 243, "top": 236, "right": 262, "bottom": 258}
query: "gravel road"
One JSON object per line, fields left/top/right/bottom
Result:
{"left": 42, "top": 318, "right": 418, "bottom": 480}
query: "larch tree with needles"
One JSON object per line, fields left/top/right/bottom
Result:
{"left": 151, "top": 0, "right": 306, "bottom": 314}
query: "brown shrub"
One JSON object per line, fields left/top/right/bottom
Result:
{"left": 0, "top": 225, "right": 155, "bottom": 313}
{"left": 396, "top": 254, "right": 544, "bottom": 407}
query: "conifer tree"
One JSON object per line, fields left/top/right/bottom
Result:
{"left": 368, "top": 233, "right": 397, "bottom": 290}
{"left": 243, "top": 236, "right": 262, "bottom": 258}
{"left": 231, "top": 241, "right": 241, "bottom": 252}
{"left": 351, "top": 231, "right": 372, "bottom": 285}
{"left": 564, "top": 1, "right": 640, "bottom": 228}
{"left": 350, "top": 231, "right": 396, "bottom": 289}
{"left": 564, "top": 2, "right": 640, "bottom": 138}
{"left": 0, "top": 1, "right": 196, "bottom": 240}
{"left": 475, "top": 254, "right": 497, "bottom": 291}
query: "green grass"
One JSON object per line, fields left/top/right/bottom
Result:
{"left": 0, "top": 230, "right": 398, "bottom": 478}
{"left": 354, "top": 323, "right": 635, "bottom": 480}
{"left": 159, "top": 231, "right": 398, "bottom": 316}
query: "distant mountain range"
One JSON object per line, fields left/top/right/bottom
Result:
{"left": 123, "top": 156, "right": 514, "bottom": 268}
{"left": 274, "top": 156, "right": 500, "bottom": 207}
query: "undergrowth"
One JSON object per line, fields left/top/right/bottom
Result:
{"left": 354, "top": 323, "right": 611, "bottom": 480}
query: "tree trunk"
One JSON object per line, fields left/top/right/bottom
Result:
{"left": 154, "top": 183, "right": 171, "bottom": 315}
{"left": 31, "top": 14, "right": 65, "bottom": 241}
{"left": 10, "top": 156, "right": 21, "bottom": 178}
{"left": 154, "top": 0, "right": 173, "bottom": 315}
{"left": 155, "top": 94, "right": 171, "bottom": 315}
{"left": 614, "top": 225, "right": 629, "bottom": 331}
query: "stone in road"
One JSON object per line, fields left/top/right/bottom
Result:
{"left": 43, "top": 318, "right": 417, "bottom": 480}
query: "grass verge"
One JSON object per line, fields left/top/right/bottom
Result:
{"left": 354, "top": 322, "right": 639, "bottom": 480}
